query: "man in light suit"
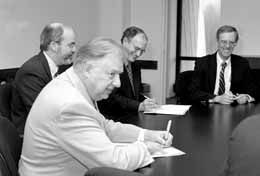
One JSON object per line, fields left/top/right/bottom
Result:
{"left": 98, "top": 26, "right": 157, "bottom": 120}
{"left": 19, "top": 38, "right": 173, "bottom": 176}
{"left": 189, "top": 25, "right": 258, "bottom": 104}
{"left": 220, "top": 114, "right": 260, "bottom": 176}
{"left": 11, "top": 23, "right": 76, "bottom": 135}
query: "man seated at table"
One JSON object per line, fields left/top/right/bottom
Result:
{"left": 188, "top": 25, "right": 258, "bottom": 105}
{"left": 97, "top": 26, "right": 157, "bottom": 120}
{"left": 11, "top": 22, "right": 76, "bottom": 135}
{"left": 220, "top": 114, "right": 260, "bottom": 176}
{"left": 18, "top": 37, "right": 173, "bottom": 176}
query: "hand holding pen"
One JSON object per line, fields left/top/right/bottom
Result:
{"left": 143, "top": 125, "right": 173, "bottom": 148}
{"left": 139, "top": 94, "right": 159, "bottom": 111}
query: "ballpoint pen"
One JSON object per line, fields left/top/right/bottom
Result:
{"left": 142, "top": 94, "right": 150, "bottom": 99}
{"left": 166, "top": 120, "right": 172, "bottom": 140}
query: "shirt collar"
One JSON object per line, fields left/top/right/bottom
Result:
{"left": 43, "top": 51, "right": 58, "bottom": 78}
{"left": 217, "top": 52, "right": 231, "bottom": 66}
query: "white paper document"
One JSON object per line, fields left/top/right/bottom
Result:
{"left": 152, "top": 146, "right": 186, "bottom": 158}
{"left": 114, "top": 143, "right": 185, "bottom": 158}
{"left": 144, "top": 105, "right": 191, "bottom": 115}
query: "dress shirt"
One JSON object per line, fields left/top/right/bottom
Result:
{"left": 213, "top": 53, "right": 231, "bottom": 95}
{"left": 212, "top": 53, "right": 254, "bottom": 102}
{"left": 43, "top": 51, "right": 58, "bottom": 79}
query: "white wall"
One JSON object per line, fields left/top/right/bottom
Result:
{"left": 0, "top": 0, "right": 125, "bottom": 68}
{"left": 167, "top": 0, "right": 177, "bottom": 97}
{"left": 221, "top": 0, "right": 260, "bottom": 56}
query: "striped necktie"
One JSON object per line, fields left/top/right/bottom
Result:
{"left": 218, "top": 62, "right": 227, "bottom": 95}
{"left": 126, "top": 64, "right": 135, "bottom": 95}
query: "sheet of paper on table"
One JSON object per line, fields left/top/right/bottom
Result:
{"left": 144, "top": 105, "right": 191, "bottom": 115}
{"left": 152, "top": 146, "right": 185, "bottom": 158}
{"left": 114, "top": 143, "right": 185, "bottom": 158}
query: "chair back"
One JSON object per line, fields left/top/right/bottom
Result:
{"left": 0, "top": 116, "right": 22, "bottom": 176}
{"left": 174, "top": 71, "right": 194, "bottom": 104}
{"left": 0, "top": 83, "right": 12, "bottom": 119}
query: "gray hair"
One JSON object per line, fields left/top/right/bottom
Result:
{"left": 40, "top": 23, "right": 70, "bottom": 51}
{"left": 121, "top": 26, "right": 148, "bottom": 44}
{"left": 216, "top": 25, "right": 239, "bottom": 42}
{"left": 73, "top": 37, "right": 128, "bottom": 71}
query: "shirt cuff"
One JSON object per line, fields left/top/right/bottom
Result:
{"left": 137, "top": 129, "right": 145, "bottom": 142}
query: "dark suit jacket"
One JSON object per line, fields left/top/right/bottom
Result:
{"left": 220, "top": 115, "right": 260, "bottom": 176}
{"left": 188, "top": 53, "right": 258, "bottom": 102}
{"left": 98, "top": 62, "right": 145, "bottom": 120}
{"left": 11, "top": 51, "right": 52, "bottom": 135}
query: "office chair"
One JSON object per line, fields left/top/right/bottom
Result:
{"left": 0, "top": 116, "right": 22, "bottom": 176}
{"left": 0, "top": 83, "right": 12, "bottom": 119}
{"left": 173, "top": 70, "right": 194, "bottom": 104}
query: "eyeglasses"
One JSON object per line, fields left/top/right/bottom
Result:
{"left": 219, "top": 40, "right": 237, "bottom": 47}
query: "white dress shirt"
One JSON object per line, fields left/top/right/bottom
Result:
{"left": 213, "top": 52, "right": 231, "bottom": 95}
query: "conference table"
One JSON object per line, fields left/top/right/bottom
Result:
{"left": 121, "top": 102, "right": 260, "bottom": 176}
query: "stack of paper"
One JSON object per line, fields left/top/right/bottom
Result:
{"left": 144, "top": 105, "right": 191, "bottom": 115}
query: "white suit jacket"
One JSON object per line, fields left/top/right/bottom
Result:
{"left": 19, "top": 67, "right": 153, "bottom": 176}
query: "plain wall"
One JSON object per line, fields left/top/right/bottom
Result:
{"left": 221, "top": 0, "right": 260, "bottom": 56}
{"left": 0, "top": 0, "right": 125, "bottom": 69}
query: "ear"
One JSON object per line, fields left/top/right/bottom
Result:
{"left": 49, "top": 41, "right": 59, "bottom": 52}
{"left": 122, "top": 37, "right": 129, "bottom": 45}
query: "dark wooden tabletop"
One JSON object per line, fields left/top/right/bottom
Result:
{"left": 121, "top": 103, "right": 260, "bottom": 176}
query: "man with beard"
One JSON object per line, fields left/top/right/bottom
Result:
{"left": 11, "top": 23, "right": 76, "bottom": 135}
{"left": 188, "top": 25, "right": 258, "bottom": 104}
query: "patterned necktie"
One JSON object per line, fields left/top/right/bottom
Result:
{"left": 126, "top": 64, "right": 135, "bottom": 95}
{"left": 218, "top": 62, "right": 227, "bottom": 95}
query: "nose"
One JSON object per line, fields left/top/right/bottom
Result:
{"left": 71, "top": 45, "right": 76, "bottom": 53}
{"left": 136, "top": 50, "right": 142, "bottom": 57}
{"left": 225, "top": 42, "right": 231, "bottom": 48}
{"left": 112, "top": 74, "right": 121, "bottom": 88}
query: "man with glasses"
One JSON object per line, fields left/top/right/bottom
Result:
{"left": 11, "top": 23, "right": 76, "bottom": 135}
{"left": 98, "top": 26, "right": 157, "bottom": 120}
{"left": 189, "top": 25, "right": 258, "bottom": 104}
{"left": 18, "top": 38, "right": 173, "bottom": 176}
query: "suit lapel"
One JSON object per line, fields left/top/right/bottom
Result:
{"left": 230, "top": 55, "right": 236, "bottom": 86}
{"left": 123, "top": 65, "right": 136, "bottom": 97}
{"left": 39, "top": 51, "right": 52, "bottom": 80}
{"left": 208, "top": 53, "right": 217, "bottom": 92}
{"left": 131, "top": 64, "right": 139, "bottom": 98}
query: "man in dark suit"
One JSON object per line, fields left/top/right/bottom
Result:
{"left": 11, "top": 23, "right": 76, "bottom": 135}
{"left": 189, "top": 25, "right": 258, "bottom": 104}
{"left": 98, "top": 26, "right": 157, "bottom": 120}
{"left": 220, "top": 114, "right": 260, "bottom": 176}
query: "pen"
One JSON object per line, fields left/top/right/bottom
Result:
{"left": 166, "top": 120, "right": 172, "bottom": 140}
{"left": 142, "top": 94, "right": 150, "bottom": 99}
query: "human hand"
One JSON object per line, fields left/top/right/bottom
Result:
{"left": 234, "top": 94, "right": 249, "bottom": 104}
{"left": 213, "top": 93, "right": 235, "bottom": 104}
{"left": 144, "top": 141, "right": 163, "bottom": 155}
{"left": 144, "top": 130, "right": 173, "bottom": 147}
{"left": 139, "top": 98, "right": 159, "bottom": 111}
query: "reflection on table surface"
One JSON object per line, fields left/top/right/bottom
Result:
{"left": 121, "top": 103, "right": 260, "bottom": 176}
